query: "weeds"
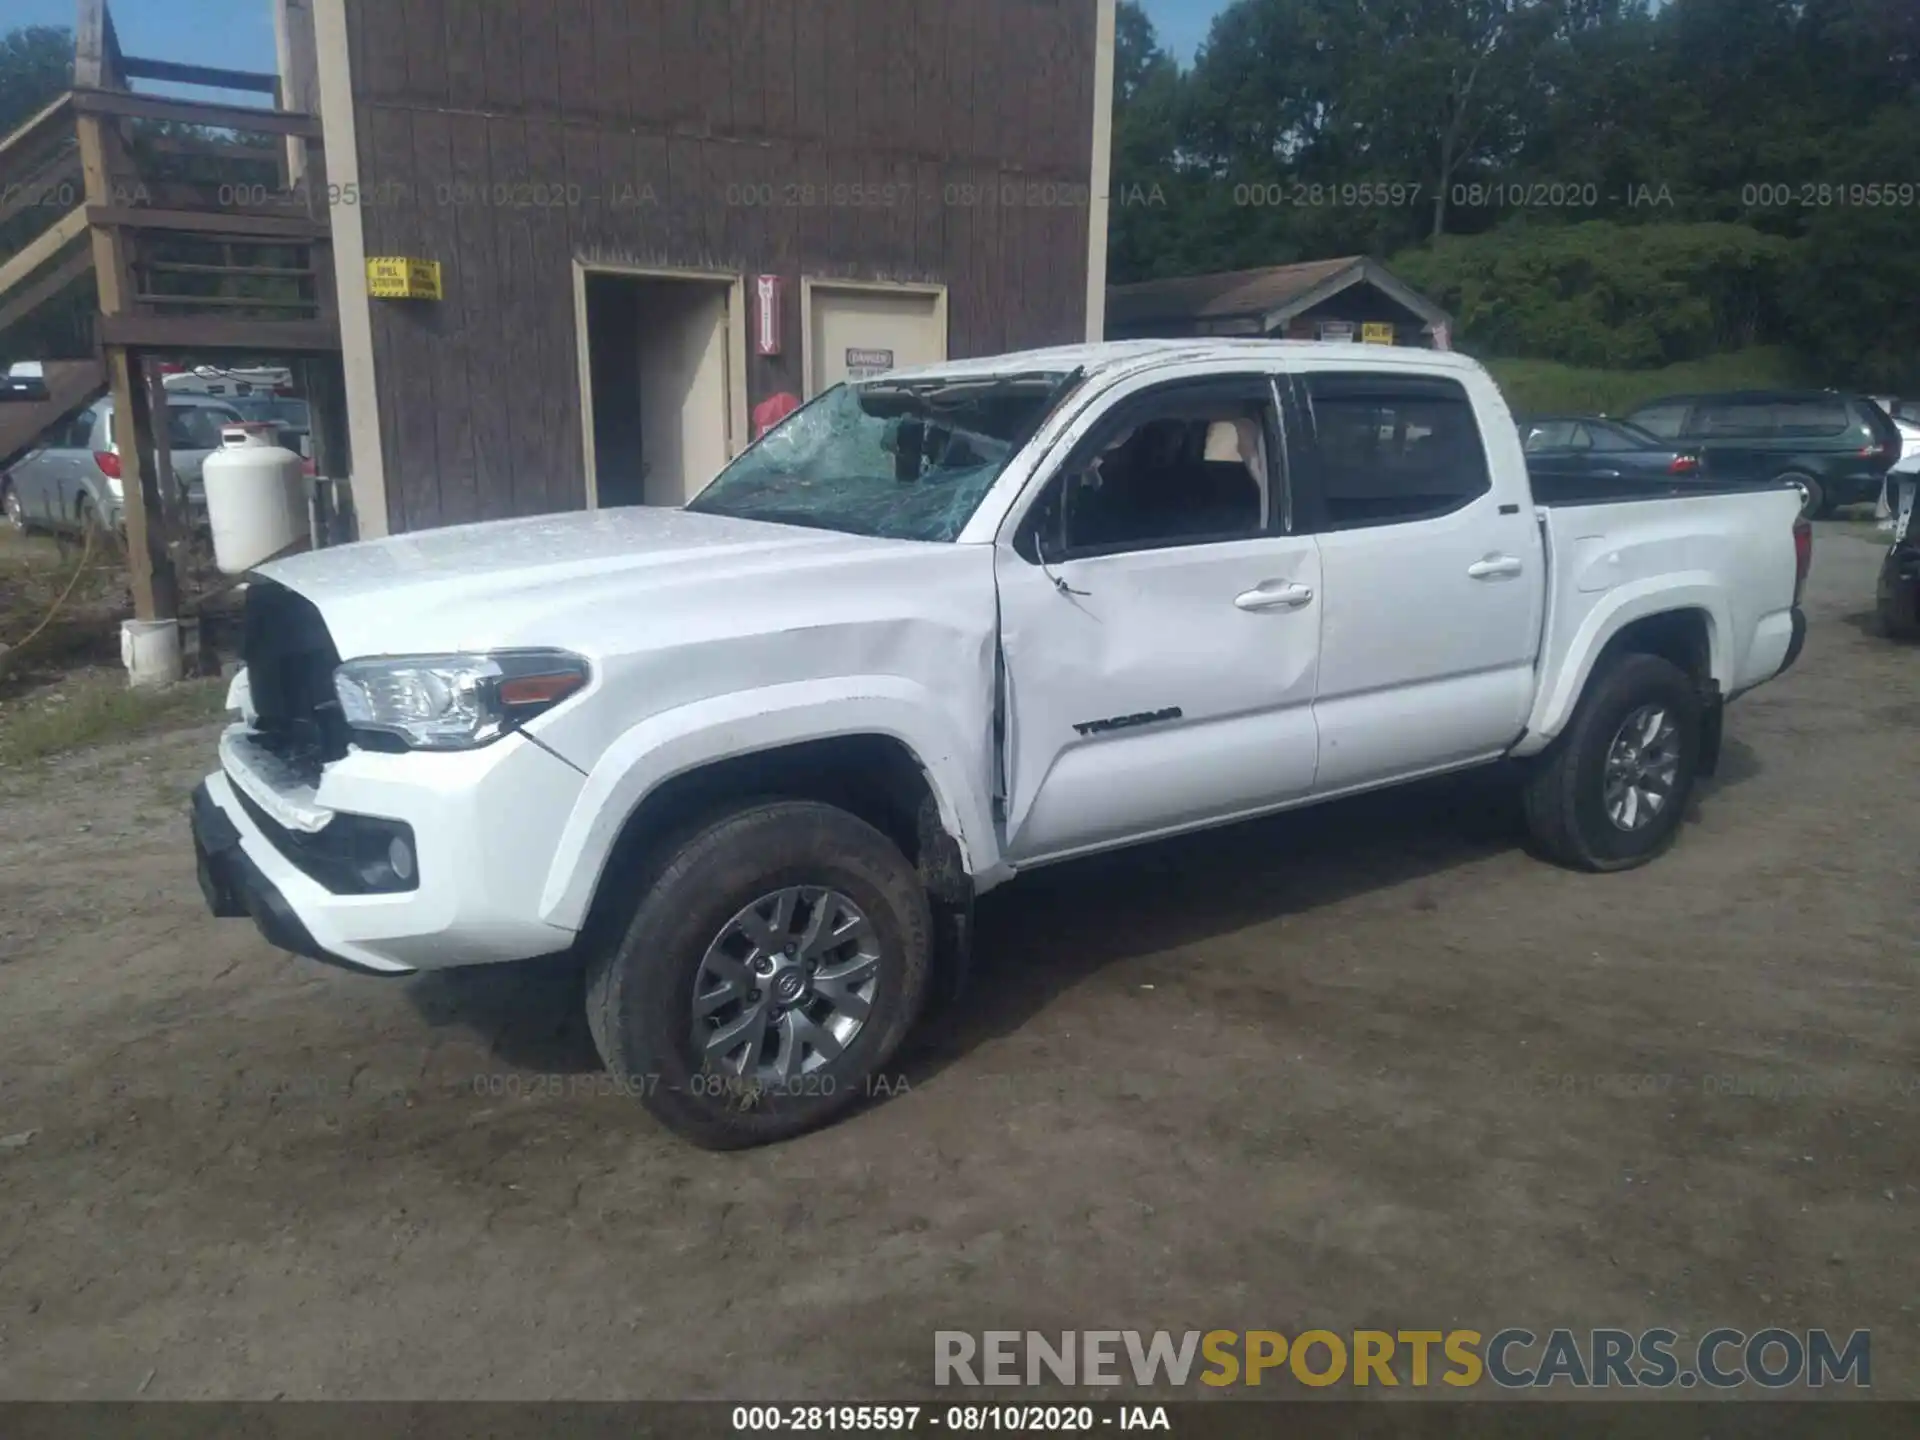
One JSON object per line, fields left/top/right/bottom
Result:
{"left": 0, "top": 669, "right": 227, "bottom": 770}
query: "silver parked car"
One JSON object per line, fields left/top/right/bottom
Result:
{"left": 2, "top": 394, "right": 241, "bottom": 536}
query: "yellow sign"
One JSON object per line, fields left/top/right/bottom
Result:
{"left": 366, "top": 256, "right": 442, "bottom": 300}
{"left": 1361, "top": 321, "right": 1396, "bottom": 345}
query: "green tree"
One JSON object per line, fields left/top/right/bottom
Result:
{"left": 0, "top": 25, "right": 71, "bottom": 133}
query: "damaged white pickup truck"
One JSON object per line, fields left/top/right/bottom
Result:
{"left": 193, "top": 341, "right": 1810, "bottom": 1147}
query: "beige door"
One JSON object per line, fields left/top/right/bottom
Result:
{"left": 638, "top": 281, "right": 732, "bottom": 506}
{"left": 806, "top": 285, "right": 947, "bottom": 396}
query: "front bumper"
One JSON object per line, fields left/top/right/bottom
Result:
{"left": 191, "top": 724, "right": 588, "bottom": 973}
{"left": 192, "top": 782, "right": 400, "bottom": 976}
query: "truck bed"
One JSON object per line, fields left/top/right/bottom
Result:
{"left": 1527, "top": 468, "right": 1800, "bottom": 507}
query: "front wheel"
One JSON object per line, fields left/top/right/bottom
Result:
{"left": 1522, "top": 653, "right": 1702, "bottom": 872}
{"left": 585, "top": 799, "right": 932, "bottom": 1148}
{"left": 2, "top": 483, "right": 23, "bottom": 533}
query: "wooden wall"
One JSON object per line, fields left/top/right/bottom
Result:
{"left": 343, "top": 0, "right": 1100, "bottom": 532}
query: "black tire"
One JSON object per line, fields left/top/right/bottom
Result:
{"left": 2, "top": 481, "right": 23, "bottom": 533}
{"left": 584, "top": 799, "right": 932, "bottom": 1149}
{"left": 1522, "top": 653, "right": 1702, "bottom": 873}
{"left": 76, "top": 493, "right": 100, "bottom": 540}
{"left": 1780, "top": 471, "right": 1825, "bottom": 519}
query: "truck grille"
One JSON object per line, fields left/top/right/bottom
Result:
{"left": 241, "top": 579, "right": 349, "bottom": 783}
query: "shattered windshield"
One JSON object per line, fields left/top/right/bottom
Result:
{"left": 687, "top": 373, "right": 1070, "bottom": 541}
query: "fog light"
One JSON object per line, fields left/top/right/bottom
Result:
{"left": 387, "top": 835, "right": 416, "bottom": 883}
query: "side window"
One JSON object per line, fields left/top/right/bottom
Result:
{"left": 1523, "top": 420, "right": 1578, "bottom": 452}
{"left": 1030, "top": 386, "right": 1275, "bottom": 558}
{"left": 1303, "top": 374, "right": 1491, "bottom": 530}
{"left": 1585, "top": 424, "right": 1635, "bottom": 453}
{"left": 1693, "top": 400, "right": 1773, "bottom": 438}
{"left": 61, "top": 411, "right": 96, "bottom": 449}
{"left": 1632, "top": 403, "right": 1688, "bottom": 439}
{"left": 1772, "top": 397, "right": 1850, "bottom": 438}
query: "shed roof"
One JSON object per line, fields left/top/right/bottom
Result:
{"left": 1108, "top": 256, "right": 1451, "bottom": 332}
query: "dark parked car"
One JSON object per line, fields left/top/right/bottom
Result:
{"left": 1519, "top": 414, "right": 1707, "bottom": 486}
{"left": 1623, "top": 390, "right": 1901, "bottom": 518}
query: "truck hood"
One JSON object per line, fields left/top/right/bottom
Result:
{"left": 257, "top": 507, "right": 950, "bottom": 657}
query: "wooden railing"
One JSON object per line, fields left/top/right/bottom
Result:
{"left": 0, "top": 0, "right": 342, "bottom": 621}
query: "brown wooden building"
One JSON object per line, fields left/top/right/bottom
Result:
{"left": 306, "top": 0, "right": 1118, "bottom": 537}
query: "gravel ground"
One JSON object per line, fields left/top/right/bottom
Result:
{"left": 0, "top": 522, "right": 1914, "bottom": 1400}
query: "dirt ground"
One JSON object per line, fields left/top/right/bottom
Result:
{"left": 0, "top": 522, "right": 1915, "bottom": 1401}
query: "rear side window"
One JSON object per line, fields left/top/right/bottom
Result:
{"left": 1303, "top": 374, "right": 1491, "bottom": 529}
{"left": 168, "top": 404, "right": 239, "bottom": 450}
{"left": 1630, "top": 403, "right": 1688, "bottom": 439}
{"left": 1524, "top": 420, "right": 1580, "bottom": 452}
{"left": 62, "top": 411, "right": 97, "bottom": 448}
{"left": 1692, "top": 399, "right": 1774, "bottom": 438}
{"left": 1772, "top": 398, "right": 1850, "bottom": 438}
{"left": 1588, "top": 423, "right": 1644, "bottom": 452}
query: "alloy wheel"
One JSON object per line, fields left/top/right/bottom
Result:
{"left": 691, "top": 886, "right": 882, "bottom": 1084}
{"left": 1603, "top": 704, "right": 1682, "bottom": 832}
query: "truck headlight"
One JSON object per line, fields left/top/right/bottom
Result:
{"left": 332, "top": 651, "right": 590, "bottom": 751}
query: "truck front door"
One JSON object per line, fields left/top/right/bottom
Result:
{"left": 995, "top": 373, "right": 1322, "bottom": 865}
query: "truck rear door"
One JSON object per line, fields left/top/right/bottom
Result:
{"left": 1289, "top": 367, "right": 1544, "bottom": 790}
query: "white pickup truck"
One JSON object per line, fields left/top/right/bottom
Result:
{"left": 192, "top": 340, "right": 1810, "bottom": 1147}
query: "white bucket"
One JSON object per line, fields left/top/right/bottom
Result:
{"left": 121, "top": 618, "right": 183, "bottom": 688}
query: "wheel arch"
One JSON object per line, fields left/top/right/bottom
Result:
{"left": 1518, "top": 587, "right": 1727, "bottom": 756}
{"left": 538, "top": 681, "right": 993, "bottom": 937}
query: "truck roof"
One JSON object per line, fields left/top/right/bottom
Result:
{"left": 879, "top": 338, "right": 1487, "bottom": 386}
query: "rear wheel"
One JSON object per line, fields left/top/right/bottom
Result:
{"left": 1522, "top": 653, "right": 1702, "bottom": 872}
{"left": 585, "top": 798, "right": 932, "bottom": 1149}
{"left": 76, "top": 493, "right": 101, "bottom": 541}
{"left": 1781, "top": 471, "right": 1825, "bottom": 519}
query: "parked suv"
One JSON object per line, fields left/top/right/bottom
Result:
{"left": 1624, "top": 390, "right": 1901, "bottom": 517}
{"left": 2, "top": 394, "right": 241, "bottom": 536}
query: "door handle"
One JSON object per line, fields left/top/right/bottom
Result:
{"left": 1234, "top": 581, "right": 1314, "bottom": 612}
{"left": 1467, "top": 555, "right": 1524, "bottom": 580}
{"left": 1591, "top": 468, "right": 1621, "bottom": 480}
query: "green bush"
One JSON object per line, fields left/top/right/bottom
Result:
{"left": 1481, "top": 347, "right": 1806, "bottom": 418}
{"left": 1393, "top": 222, "right": 1800, "bottom": 370}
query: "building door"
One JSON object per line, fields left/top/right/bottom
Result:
{"left": 804, "top": 282, "right": 947, "bottom": 397}
{"left": 581, "top": 270, "right": 740, "bottom": 508}
{"left": 636, "top": 280, "right": 733, "bottom": 507}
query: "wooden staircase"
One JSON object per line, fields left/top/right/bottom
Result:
{"left": 0, "top": 359, "right": 108, "bottom": 474}
{"left": 0, "top": 0, "right": 339, "bottom": 620}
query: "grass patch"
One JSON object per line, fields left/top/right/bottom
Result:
{"left": 0, "top": 528, "right": 131, "bottom": 697}
{"left": 1482, "top": 346, "right": 1805, "bottom": 417}
{"left": 0, "top": 669, "right": 228, "bottom": 770}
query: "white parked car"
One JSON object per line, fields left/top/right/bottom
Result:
{"left": 3, "top": 394, "right": 242, "bottom": 535}
{"left": 191, "top": 341, "right": 1810, "bottom": 1147}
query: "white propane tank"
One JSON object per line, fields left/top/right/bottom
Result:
{"left": 201, "top": 424, "right": 310, "bottom": 574}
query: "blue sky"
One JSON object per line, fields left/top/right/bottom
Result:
{"left": 1141, "top": 0, "right": 1231, "bottom": 64}
{"left": 11, "top": 0, "right": 282, "bottom": 105}
{"left": 10, "top": 0, "right": 1233, "bottom": 83}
